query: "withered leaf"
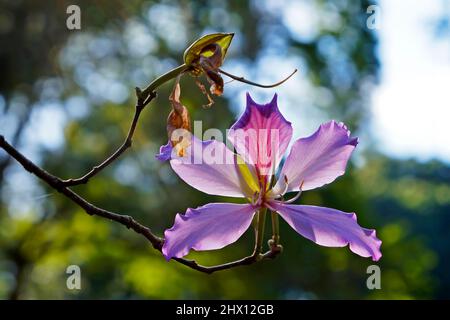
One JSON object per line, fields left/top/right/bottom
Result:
{"left": 167, "top": 81, "right": 191, "bottom": 156}
{"left": 199, "top": 43, "right": 224, "bottom": 96}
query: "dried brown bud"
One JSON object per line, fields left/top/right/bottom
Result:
{"left": 167, "top": 82, "right": 191, "bottom": 156}
{"left": 199, "top": 43, "right": 225, "bottom": 96}
{"left": 183, "top": 33, "right": 234, "bottom": 67}
{"left": 184, "top": 34, "right": 230, "bottom": 99}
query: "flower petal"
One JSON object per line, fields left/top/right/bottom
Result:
{"left": 228, "top": 93, "right": 293, "bottom": 177}
{"left": 163, "top": 203, "right": 257, "bottom": 260}
{"left": 272, "top": 121, "right": 358, "bottom": 195}
{"left": 155, "top": 141, "right": 173, "bottom": 162}
{"left": 269, "top": 201, "right": 382, "bottom": 261}
{"left": 169, "top": 134, "right": 259, "bottom": 198}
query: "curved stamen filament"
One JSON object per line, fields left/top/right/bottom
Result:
{"left": 218, "top": 68, "right": 298, "bottom": 88}
{"left": 280, "top": 175, "right": 289, "bottom": 196}
{"left": 284, "top": 181, "right": 304, "bottom": 204}
{"left": 250, "top": 191, "right": 259, "bottom": 205}
{"left": 270, "top": 211, "right": 280, "bottom": 246}
{"left": 251, "top": 190, "right": 264, "bottom": 206}
{"left": 266, "top": 152, "right": 279, "bottom": 189}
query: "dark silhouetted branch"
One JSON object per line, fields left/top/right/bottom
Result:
{"left": 0, "top": 134, "right": 280, "bottom": 274}
{"left": 219, "top": 68, "right": 297, "bottom": 88}
{"left": 0, "top": 62, "right": 283, "bottom": 274}
{"left": 62, "top": 89, "right": 157, "bottom": 186}
{"left": 61, "top": 64, "right": 188, "bottom": 186}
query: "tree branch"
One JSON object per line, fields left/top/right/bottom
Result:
{"left": 0, "top": 134, "right": 162, "bottom": 246}
{"left": 0, "top": 134, "right": 280, "bottom": 274}
{"left": 175, "top": 247, "right": 281, "bottom": 274}
{"left": 0, "top": 62, "right": 283, "bottom": 275}
{"left": 60, "top": 64, "right": 188, "bottom": 187}
{"left": 218, "top": 68, "right": 297, "bottom": 88}
{"left": 61, "top": 89, "right": 156, "bottom": 186}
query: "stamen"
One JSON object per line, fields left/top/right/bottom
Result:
{"left": 250, "top": 191, "right": 259, "bottom": 206}
{"left": 266, "top": 153, "right": 279, "bottom": 188}
{"left": 280, "top": 175, "right": 289, "bottom": 196}
{"left": 218, "top": 68, "right": 298, "bottom": 88}
{"left": 284, "top": 180, "right": 304, "bottom": 204}
{"left": 265, "top": 202, "right": 277, "bottom": 212}
{"left": 267, "top": 175, "right": 288, "bottom": 201}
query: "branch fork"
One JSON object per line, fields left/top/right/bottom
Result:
{"left": 0, "top": 70, "right": 283, "bottom": 274}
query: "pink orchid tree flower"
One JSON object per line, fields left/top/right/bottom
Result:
{"left": 156, "top": 93, "right": 382, "bottom": 262}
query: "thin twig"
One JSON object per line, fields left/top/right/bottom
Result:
{"left": 0, "top": 134, "right": 162, "bottom": 247}
{"left": 219, "top": 68, "right": 297, "bottom": 88}
{"left": 61, "top": 64, "right": 188, "bottom": 187}
{"left": 177, "top": 248, "right": 281, "bottom": 274}
{"left": 62, "top": 90, "right": 156, "bottom": 186}
{"left": 0, "top": 135, "right": 280, "bottom": 274}
{"left": 0, "top": 62, "right": 283, "bottom": 274}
